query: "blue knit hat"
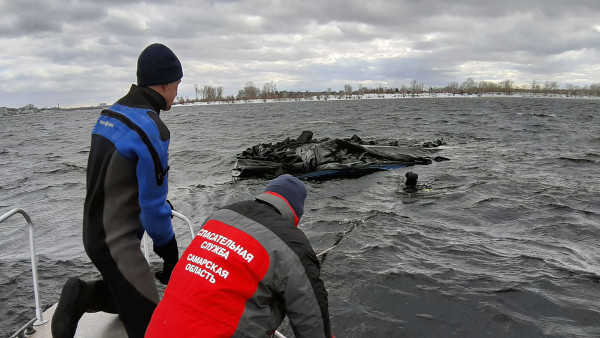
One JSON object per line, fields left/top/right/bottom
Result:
{"left": 137, "top": 43, "right": 183, "bottom": 87}
{"left": 264, "top": 174, "right": 307, "bottom": 219}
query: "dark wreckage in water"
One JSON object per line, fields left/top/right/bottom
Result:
{"left": 232, "top": 131, "right": 449, "bottom": 180}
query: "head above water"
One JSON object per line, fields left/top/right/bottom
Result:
{"left": 405, "top": 171, "right": 418, "bottom": 187}
{"left": 264, "top": 174, "right": 307, "bottom": 221}
{"left": 137, "top": 43, "right": 183, "bottom": 87}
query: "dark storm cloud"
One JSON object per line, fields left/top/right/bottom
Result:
{"left": 0, "top": 1, "right": 63, "bottom": 35}
{"left": 0, "top": 0, "right": 110, "bottom": 36}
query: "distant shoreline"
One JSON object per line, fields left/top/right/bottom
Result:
{"left": 173, "top": 91, "right": 600, "bottom": 108}
{"left": 2, "top": 92, "right": 597, "bottom": 115}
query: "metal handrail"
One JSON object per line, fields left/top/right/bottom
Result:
{"left": 142, "top": 210, "right": 195, "bottom": 262}
{"left": 0, "top": 208, "right": 48, "bottom": 326}
{"left": 173, "top": 210, "right": 195, "bottom": 239}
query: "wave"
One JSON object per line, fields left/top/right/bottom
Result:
{"left": 558, "top": 156, "right": 596, "bottom": 164}
{"left": 305, "top": 120, "right": 333, "bottom": 124}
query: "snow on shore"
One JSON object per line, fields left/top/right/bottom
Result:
{"left": 174, "top": 92, "right": 598, "bottom": 107}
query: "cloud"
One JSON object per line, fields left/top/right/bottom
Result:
{"left": 0, "top": 0, "right": 599, "bottom": 108}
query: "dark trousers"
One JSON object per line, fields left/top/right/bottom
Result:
{"left": 85, "top": 237, "right": 158, "bottom": 337}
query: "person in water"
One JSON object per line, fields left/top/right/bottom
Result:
{"left": 405, "top": 171, "right": 419, "bottom": 188}
{"left": 145, "top": 174, "right": 334, "bottom": 338}
{"left": 51, "top": 43, "right": 183, "bottom": 338}
{"left": 404, "top": 171, "right": 432, "bottom": 192}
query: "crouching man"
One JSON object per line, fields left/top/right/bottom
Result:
{"left": 145, "top": 174, "right": 333, "bottom": 337}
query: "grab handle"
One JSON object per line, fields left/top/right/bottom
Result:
{"left": 0, "top": 208, "right": 48, "bottom": 326}
{"left": 142, "top": 210, "right": 195, "bottom": 262}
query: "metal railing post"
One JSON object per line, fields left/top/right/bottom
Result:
{"left": 0, "top": 208, "right": 48, "bottom": 326}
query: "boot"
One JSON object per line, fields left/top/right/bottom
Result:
{"left": 51, "top": 277, "right": 117, "bottom": 337}
{"left": 51, "top": 277, "right": 86, "bottom": 338}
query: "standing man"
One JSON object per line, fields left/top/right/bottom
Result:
{"left": 146, "top": 174, "right": 334, "bottom": 338}
{"left": 52, "top": 43, "right": 183, "bottom": 338}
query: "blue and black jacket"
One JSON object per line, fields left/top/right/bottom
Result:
{"left": 83, "top": 84, "right": 174, "bottom": 311}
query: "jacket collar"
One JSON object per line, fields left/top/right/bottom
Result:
{"left": 255, "top": 192, "right": 299, "bottom": 226}
{"left": 117, "top": 84, "right": 167, "bottom": 114}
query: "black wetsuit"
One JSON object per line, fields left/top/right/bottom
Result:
{"left": 83, "top": 85, "right": 176, "bottom": 337}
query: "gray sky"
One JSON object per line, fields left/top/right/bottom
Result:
{"left": 1, "top": 0, "right": 599, "bottom": 108}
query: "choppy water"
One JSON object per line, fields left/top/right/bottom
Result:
{"left": 1, "top": 97, "right": 599, "bottom": 337}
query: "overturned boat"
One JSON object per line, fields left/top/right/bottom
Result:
{"left": 232, "top": 131, "right": 449, "bottom": 180}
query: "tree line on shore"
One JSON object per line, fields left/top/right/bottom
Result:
{"left": 176, "top": 78, "right": 600, "bottom": 104}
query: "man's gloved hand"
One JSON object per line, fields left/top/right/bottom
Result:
{"left": 153, "top": 235, "right": 179, "bottom": 285}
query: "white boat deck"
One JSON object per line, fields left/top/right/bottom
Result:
{"left": 25, "top": 304, "right": 127, "bottom": 338}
